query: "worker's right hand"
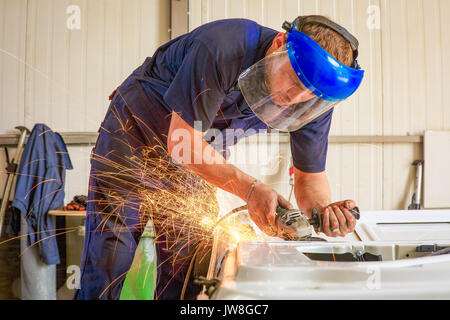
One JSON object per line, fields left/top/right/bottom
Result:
{"left": 319, "top": 200, "right": 358, "bottom": 237}
{"left": 247, "top": 181, "right": 293, "bottom": 236}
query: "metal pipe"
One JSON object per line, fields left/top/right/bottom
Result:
{"left": 408, "top": 160, "right": 424, "bottom": 210}
{"left": 0, "top": 126, "right": 30, "bottom": 236}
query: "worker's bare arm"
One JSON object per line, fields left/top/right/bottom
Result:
{"left": 167, "top": 111, "right": 257, "bottom": 201}
{"left": 167, "top": 111, "right": 292, "bottom": 235}
{"left": 294, "top": 167, "right": 356, "bottom": 237}
{"left": 294, "top": 168, "right": 331, "bottom": 215}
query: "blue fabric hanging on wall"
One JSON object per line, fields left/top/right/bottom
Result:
{"left": 8, "top": 124, "right": 73, "bottom": 265}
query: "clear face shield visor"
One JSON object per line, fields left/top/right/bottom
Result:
{"left": 238, "top": 45, "right": 338, "bottom": 132}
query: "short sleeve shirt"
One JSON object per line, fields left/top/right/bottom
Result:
{"left": 142, "top": 18, "right": 333, "bottom": 173}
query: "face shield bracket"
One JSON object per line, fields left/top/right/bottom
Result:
{"left": 282, "top": 16, "right": 361, "bottom": 69}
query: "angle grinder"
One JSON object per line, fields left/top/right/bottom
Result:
{"left": 275, "top": 206, "right": 360, "bottom": 241}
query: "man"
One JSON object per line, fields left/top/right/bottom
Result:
{"left": 74, "top": 15, "right": 364, "bottom": 300}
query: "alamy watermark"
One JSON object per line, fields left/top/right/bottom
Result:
{"left": 66, "top": 265, "right": 81, "bottom": 290}
{"left": 66, "top": 5, "right": 81, "bottom": 30}
{"left": 367, "top": 5, "right": 381, "bottom": 30}
{"left": 365, "top": 266, "right": 381, "bottom": 290}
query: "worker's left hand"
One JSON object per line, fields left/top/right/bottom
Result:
{"left": 246, "top": 181, "right": 294, "bottom": 237}
{"left": 317, "top": 200, "right": 358, "bottom": 237}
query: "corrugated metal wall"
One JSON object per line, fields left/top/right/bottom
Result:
{"left": 23, "top": 0, "right": 170, "bottom": 132}
{"left": 1, "top": 0, "right": 449, "bottom": 210}
{"left": 380, "top": 0, "right": 450, "bottom": 210}
{"left": 0, "top": 0, "right": 170, "bottom": 202}
{"left": 190, "top": 0, "right": 450, "bottom": 211}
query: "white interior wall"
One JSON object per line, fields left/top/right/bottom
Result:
{"left": 0, "top": 0, "right": 170, "bottom": 202}
{"left": 0, "top": 0, "right": 26, "bottom": 132}
{"left": 190, "top": 0, "right": 450, "bottom": 211}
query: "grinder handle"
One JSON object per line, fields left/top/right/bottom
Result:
{"left": 349, "top": 207, "right": 361, "bottom": 220}
{"left": 276, "top": 207, "right": 288, "bottom": 215}
{"left": 311, "top": 207, "right": 361, "bottom": 231}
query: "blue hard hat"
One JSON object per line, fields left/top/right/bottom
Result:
{"left": 286, "top": 30, "right": 365, "bottom": 102}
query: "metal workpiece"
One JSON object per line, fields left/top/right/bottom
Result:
{"left": 212, "top": 241, "right": 450, "bottom": 300}
{"left": 206, "top": 210, "right": 450, "bottom": 300}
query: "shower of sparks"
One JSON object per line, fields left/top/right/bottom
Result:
{"left": 0, "top": 51, "right": 264, "bottom": 299}
{"left": 86, "top": 102, "right": 260, "bottom": 299}
{"left": 0, "top": 98, "right": 260, "bottom": 299}
{"left": 89, "top": 140, "right": 259, "bottom": 290}
{"left": 90, "top": 153, "right": 259, "bottom": 299}
{"left": 0, "top": 101, "right": 256, "bottom": 298}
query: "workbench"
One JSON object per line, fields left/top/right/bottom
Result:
{"left": 48, "top": 210, "right": 86, "bottom": 217}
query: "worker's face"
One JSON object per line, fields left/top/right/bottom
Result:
{"left": 239, "top": 32, "right": 342, "bottom": 132}
{"left": 264, "top": 50, "right": 316, "bottom": 106}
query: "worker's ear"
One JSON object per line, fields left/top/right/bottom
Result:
{"left": 267, "top": 33, "right": 288, "bottom": 56}
{"left": 273, "top": 32, "right": 287, "bottom": 49}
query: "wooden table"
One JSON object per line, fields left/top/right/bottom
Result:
{"left": 48, "top": 210, "right": 86, "bottom": 217}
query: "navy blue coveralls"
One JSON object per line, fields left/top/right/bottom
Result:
{"left": 74, "top": 19, "right": 333, "bottom": 300}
